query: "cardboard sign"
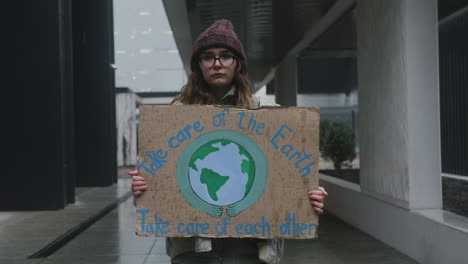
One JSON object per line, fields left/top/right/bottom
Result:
{"left": 136, "top": 105, "right": 320, "bottom": 239}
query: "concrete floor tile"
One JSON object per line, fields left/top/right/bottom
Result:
{"left": 0, "top": 175, "right": 419, "bottom": 263}
{"left": 149, "top": 238, "right": 167, "bottom": 254}
{"left": 0, "top": 241, "right": 47, "bottom": 259}
{"left": 144, "top": 254, "right": 171, "bottom": 264}
{"left": 52, "top": 238, "right": 155, "bottom": 257}
{"left": 281, "top": 240, "right": 342, "bottom": 264}
{"left": 41, "top": 254, "right": 147, "bottom": 264}
{"left": 0, "top": 259, "right": 43, "bottom": 264}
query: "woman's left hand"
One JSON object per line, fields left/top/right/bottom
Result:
{"left": 308, "top": 187, "right": 328, "bottom": 215}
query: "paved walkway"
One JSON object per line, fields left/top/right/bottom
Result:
{"left": 0, "top": 169, "right": 417, "bottom": 264}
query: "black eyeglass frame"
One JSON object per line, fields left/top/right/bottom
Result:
{"left": 199, "top": 54, "right": 237, "bottom": 68}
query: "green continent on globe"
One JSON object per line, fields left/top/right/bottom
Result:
{"left": 241, "top": 159, "right": 255, "bottom": 197}
{"left": 189, "top": 139, "right": 231, "bottom": 171}
{"left": 238, "top": 146, "right": 255, "bottom": 197}
{"left": 200, "top": 168, "right": 230, "bottom": 201}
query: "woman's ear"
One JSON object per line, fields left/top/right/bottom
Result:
{"left": 235, "top": 61, "right": 242, "bottom": 73}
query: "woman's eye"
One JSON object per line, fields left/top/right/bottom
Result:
{"left": 221, "top": 55, "right": 233, "bottom": 59}
{"left": 202, "top": 55, "right": 214, "bottom": 61}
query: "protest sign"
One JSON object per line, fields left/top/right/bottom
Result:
{"left": 136, "top": 105, "right": 319, "bottom": 239}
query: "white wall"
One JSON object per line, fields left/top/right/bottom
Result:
{"left": 140, "top": 97, "right": 173, "bottom": 105}
{"left": 116, "top": 93, "right": 139, "bottom": 166}
{"left": 316, "top": 1, "right": 467, "bottom": 263}
{"left": 255, "top": 86, "right": 358, "bottom": 108}
{"left": 297, "top": 90, "right": 358, "bottom": 108}
{"left": 320, "top": 174, "right": 468, "bottom": 264}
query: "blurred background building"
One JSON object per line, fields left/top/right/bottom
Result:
{"left": 3, "top": 0, "right": 468, "bottom": 263}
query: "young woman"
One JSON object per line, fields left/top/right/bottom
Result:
{"left": 130, "top": 19, "right": 328, "bottom": 264}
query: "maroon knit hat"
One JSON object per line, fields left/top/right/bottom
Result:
{"left": 190, "top": 19, "right": 247, "bottom": 71}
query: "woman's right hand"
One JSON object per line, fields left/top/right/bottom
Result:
{"left": 128, "top": 170, "right": 147, "bottom": 197}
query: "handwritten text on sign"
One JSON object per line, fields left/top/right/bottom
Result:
{"left": 138, "top": 211, "right": 317, "bottom": 237}
{"left": 136, "top": 106, "right": 319, "bottom": 239}
{"left": 139, "top": 109, "right": 316, "bottom": 179}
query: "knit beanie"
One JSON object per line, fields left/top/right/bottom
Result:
{"left": 190, "top": 19, "right": 247, "bottom": 71}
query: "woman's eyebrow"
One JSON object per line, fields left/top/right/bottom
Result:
{"left": 220, "top": 51, "right": 233, "bottom": 55}
{"left": 201, "top": 50, "right": 232, "bottom": 56}
{"left": 200, "top": 52, "right": 216, "bottom": 56}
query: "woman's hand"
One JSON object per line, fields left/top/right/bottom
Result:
{"left": 308, "top": 186, "right": 328, "bottom": 215}
{"left": 128, "top": 170, "right": 147, "bottom": 197}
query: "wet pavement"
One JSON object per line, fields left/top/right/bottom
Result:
{"left": 0, "top": 168, "right": 418, "bottom": 264}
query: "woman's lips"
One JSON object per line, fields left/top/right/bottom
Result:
{"left": 212, "top": 73, "right": 225, "bottom": 78}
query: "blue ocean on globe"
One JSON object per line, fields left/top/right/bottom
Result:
{"left": 189, "top": 140, "right": 255, "bottom": 206}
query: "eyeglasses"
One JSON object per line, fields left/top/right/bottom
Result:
{"left": 199, "top": 54, "right": 236, "bottom": 68}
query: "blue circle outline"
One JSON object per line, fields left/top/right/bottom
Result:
{"left": 177, "top": 130, "right": 268, "bottom": 217}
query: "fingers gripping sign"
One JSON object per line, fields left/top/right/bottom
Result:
{"left": 129, "top": 171, "right": 148, "bottom": 197}
{"left": 308, "top": 187, "right": 328, "bottom": 215}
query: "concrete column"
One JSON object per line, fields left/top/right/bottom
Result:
{"left": 357, "top": 0, "right": 441, "bottom": 209}
{"left": 274, "top": 55, "right": 298, "bottom": 106}
{"left": 73, "top": 0, "right": 117, "bottom": 186}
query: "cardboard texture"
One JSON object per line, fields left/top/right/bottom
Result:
{"left": 136, "top": 105, "right": 320, "bottom": 239}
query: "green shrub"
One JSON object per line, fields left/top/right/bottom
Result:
{"left": 320, "top": 120, "right": 356, "bottom": 170}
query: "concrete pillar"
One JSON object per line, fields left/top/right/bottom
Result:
{"left": 274, "top": 55, "right": 298, "bottom": 106}
{"left": 357, "top": 0, "right": 441, "bottom": 209}
{"left": 2, "top": 0, "right": 76, "bottom": 210}
{"left": 73, "top": 0, "right": 117, "bottom": 186}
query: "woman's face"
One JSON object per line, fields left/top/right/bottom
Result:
{"left": 199, "top": 48, "right": 238, "bottom": 90}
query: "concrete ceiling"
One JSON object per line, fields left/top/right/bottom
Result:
{"left": 163, "top": 0, "right": 467, "bottom": 90}
{"left": 163, "top": 0, "right": 355, "bottom": 90}
{"left": 438, "top": 0, "right": 468, "bottom": 19}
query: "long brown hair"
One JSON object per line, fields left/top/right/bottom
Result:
{"left": 171, "top": 57, "right": 254, "bottom": 108}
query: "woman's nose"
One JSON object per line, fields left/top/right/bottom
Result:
{"left": 213, "top": 58, "right": 222, "bottom": 68}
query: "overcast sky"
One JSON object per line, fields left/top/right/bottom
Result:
{"left": 113, "top": 0, "right": 187, "bottom": 93}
